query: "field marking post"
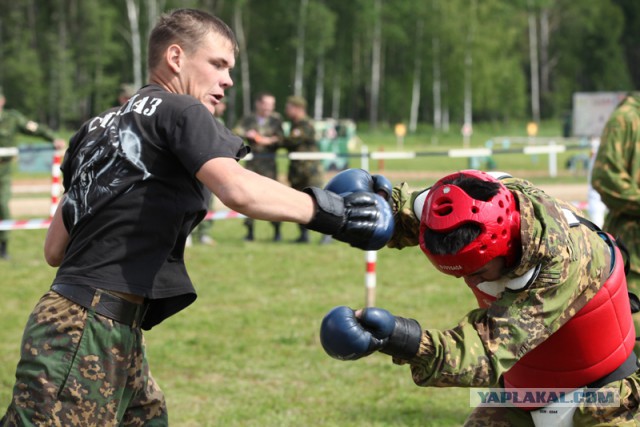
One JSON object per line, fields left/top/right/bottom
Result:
{"left": 360, "top": 144, "right": 376, "bottom": 307}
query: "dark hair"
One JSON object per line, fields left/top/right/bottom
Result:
{"left": 423, "top": 174, "right": 502, "bottom": 255}
{"left": 148, "top": 8, "right": 238, "bottom": 71}
{"left": 254, "top": 92, "right": 275, "bottom": 103}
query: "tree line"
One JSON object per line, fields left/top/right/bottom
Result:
{"left": 0, "top": 0, "right": 638, "bottom": 134}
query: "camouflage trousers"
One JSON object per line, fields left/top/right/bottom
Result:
{"left": 1, "top": 291, "right": 167, "bottom": 426}
{"left": 464, "top": 374, "right": 640, "bottom": 426}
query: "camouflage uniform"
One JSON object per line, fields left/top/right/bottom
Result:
{"left": 388, "top": 177, "right": 640, "bottom": 425}
{"left": 233, "top": 113, "right": 284, "bottom": 241}
{"left": 233, "top": 113, "right": 283, "bottom": 180}
{"left": 283, "top": 116, "right": 323, "bottom": 191}
{"left": 592, "top": 94, "right": 640, "bottom": 300}
{"left": 1, "top": 291, "right": 166, "bottom": 426}
{"left": 0, "top": 105, "right": 58, "bottom": 255}
{"left": 284, "top": 114, "right": 325, "bottom": 243}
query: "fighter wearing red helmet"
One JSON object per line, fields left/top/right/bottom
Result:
{"left": 319, "top": 170, "right": 640, "bottom": 425}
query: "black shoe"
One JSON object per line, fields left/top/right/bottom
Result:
{"left": 0, "top": 241, "right": 7, "bottom": 259}
{"left": 273, "top": 234, "right": 282, "bottom": 242}
{"left": 294, "top": 235, "right": 309, "bottom": 244}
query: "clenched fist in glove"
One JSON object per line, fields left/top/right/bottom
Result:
{"left": 319, "top": 306, "right": 422, "bottom": 361}
{"left": 304, "top": 169, "right": 394, "bottom": 250}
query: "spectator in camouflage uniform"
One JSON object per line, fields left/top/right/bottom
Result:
{"left": 283, "top": 96, "right": 326, "bottom": 243}
{"left": 592, "top": 92, "right": 640, "bottom": 355}
{"left": 321, "top": 170, "right": 640, "bottom": 425}
{"left": 233, "top": 92, "right": 284, "bottom": 241}
{"left": 0, "top": 86, "right": 66, "bottom": 259}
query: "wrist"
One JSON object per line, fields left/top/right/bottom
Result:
{"left": 380, "top": 317, "right": 422, "bottom": 360}
{"left": 303, "top": 187, "right": 345, "bottom": 235}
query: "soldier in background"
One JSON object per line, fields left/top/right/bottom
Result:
{"left": 592, "top": 92, "right": 640, "bottom": 354}
{"left": 233, "top": 92, "right": 284, "bottom": 241}
{"left": 0, "top": 86, "right": 66, "bottom": 259}
{"left": 189, "top": 99, "right": 228, "bottom": 247}
{"left": 118, "top": 83, "right": 136, "bottom": 106}
{"left": 283, "top": 96, "right": 328, "bottom": 244}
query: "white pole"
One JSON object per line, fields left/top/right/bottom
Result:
{"left": 548, "top": 140, "right": 557, "bottom": 178}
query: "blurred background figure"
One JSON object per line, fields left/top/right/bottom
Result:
{"left": 118, "top": 83, "right": 136, "bottom": 106}
{"left": 0, "top": 86, "right": 66, "bottom": 259}
{"left": 188, "top": 99, "right": 229, "bottom": 247}
{"left": 283, "top": 96, "right": 330, "bottom": 244}
{"left": 233, "top": 92, "right": 284, "bottom": 241}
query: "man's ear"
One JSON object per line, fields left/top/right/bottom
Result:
{"left": 166, "top": 44, "right": 183, "bottom": 73}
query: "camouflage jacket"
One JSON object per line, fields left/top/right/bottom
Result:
{"left": 591, "top": 94, "right": 640, "bottom": 276}
{"left": 283, "top": 117, "right": 323, "bottom": 189}
{"left": 388, "top": 177, "right": 611, "bottom": 387}
{"left": 0, "top": 109, "right": 56, "bottom": 149}
{"left": 232, "top": 113, "right": 283, "bottom": 178}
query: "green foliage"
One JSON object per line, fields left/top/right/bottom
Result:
{"left": 0, "top": 0, "right": 637, "bottom": 131}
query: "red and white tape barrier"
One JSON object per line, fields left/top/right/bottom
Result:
{"left": 0, "top": 210, "right": 245, "bottom": 231}
{"left": 50, "top": 151, "right": 63, "bottom": 218}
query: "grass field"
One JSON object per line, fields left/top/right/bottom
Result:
{"left": 0, "top": 122, "right": 593, "bottom": 425}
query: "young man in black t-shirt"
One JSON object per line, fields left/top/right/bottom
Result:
{"left": 1, "top": 9, "right": 393, "bottom": 426}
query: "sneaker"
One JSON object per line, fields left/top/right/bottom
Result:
{"left": 294, "top": 235, "right": 309, "bottom": 244}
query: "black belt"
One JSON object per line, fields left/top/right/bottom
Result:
{"left": 588, "top": 351, "right": 639, "bottom": 388}
{"left": 51, "top": 284, "right": 148, "bottom": 328}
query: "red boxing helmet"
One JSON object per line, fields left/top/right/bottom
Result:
{"left": 419, "top": 170, "right": 521, "bottom": 277}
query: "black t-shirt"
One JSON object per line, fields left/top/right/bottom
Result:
{"left": 54, "top": 84, "right": 248, "bottom": 329}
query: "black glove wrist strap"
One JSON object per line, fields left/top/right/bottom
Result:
{"left": 303, "top": 187, "right": 346, "bottom": 235}
{"left": 381, "top": 317, "right": 422, "bottom": 360}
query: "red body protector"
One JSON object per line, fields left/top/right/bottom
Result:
{"left": 473, "top": 240, "right": 635, "bottom": 390}
{"left": 415, "top": 171, "right": 636, "bottom": 390}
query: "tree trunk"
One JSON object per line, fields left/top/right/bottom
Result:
{"left": 331, "top": 73, "right": 341, "bottom": 119}
{"left": 539, "top": 7, "right": 550, "bottom": 107}
{"left": 369, "top": 0, "right": 382, "bottom": 130}
{"left": 294, "top": 0, "right": 308, "bottom": 97}
{"left": 233, "top": 2, "right": 251, "bottom": 116}
{"left": 313, "top": 54, "right": 325, "bottom": 120}
{"left": 409, "top": 18, "right": 423, "bottom": 133}
{"left": 125, "top": 0, "right": 143, "bottom": 89}
{"left": 432, "top": 37, "right": 442, "bottom": 131}
{"left": 528, "top": 1, "right": 541, "bottom": 123}
{"left": 463, "top": 0, "right": 476, "bottom": 147}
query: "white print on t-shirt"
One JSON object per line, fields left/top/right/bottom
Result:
{"left": 87, "top": 94, "right": 163, "bottom": 133}
{"left": 65, "top": 108, "right": 152, "bottom": 226}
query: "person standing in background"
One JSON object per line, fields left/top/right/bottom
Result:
{"left": 233, "top": 92, "right": 284, "bottom": 241}
{"left": 283, "top": 96, "right": 329, "bottom": 244}
{"left": 117, "top": 83, "right": 136, "bottom": 106}
{"left": 189, "top": 99, "right": 228, "bottom": 247}
{"left": 592, "top": 92, "right": 640, "bottom": 354}
{"left": 0, "top": 86, "right": 66, "bottom": 259}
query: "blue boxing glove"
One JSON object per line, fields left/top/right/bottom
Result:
{"left": 304, "top": 169, "right": 395, "bottom": 250}
{"left": 325, "top": 169, "right": 393, "bottom": 202}
{"left": 319, "top": 306, "right": 422, "bottom": 361}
